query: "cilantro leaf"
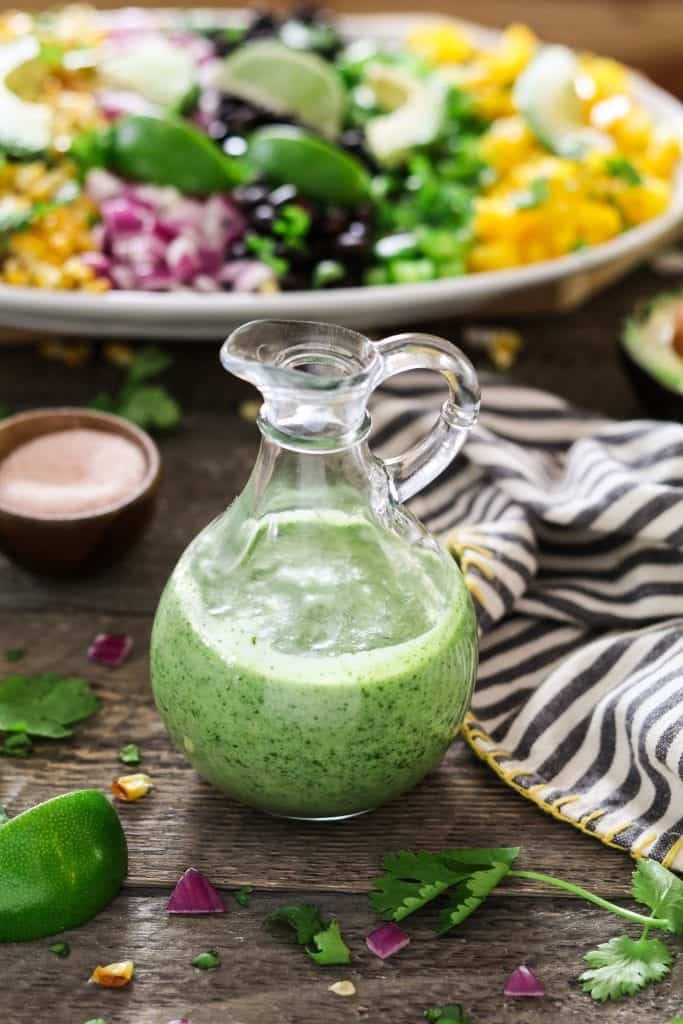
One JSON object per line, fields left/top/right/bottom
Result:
{"left": 580, "top": 935, "right": 672, "bottom": 1001}
{"left": 0, "top": 673, "right": 99, "bottom": 738}
{"left": 89, "top": 345, "right": 181, "bottom": 432}
{"left": 631, "top": 859, "right": 683, "bottom": 934}
{"left": 116, "top": 385, "right": 181, "bottom": 431}
{"left": 370, "top": 847, "right": 520, "bottom": 925}
{"left": 265, "top": 904, "right": 351, "bottom": 966}
{"left": 425, "top": 1005, "right": 472, "bottom": 1023}
{"left": 118, "top": 743, "right": 141, "bottom": 766}
{"left": 606, "top": 157, "right": 642, "bottom": 186}
{"left": 308, "top": 920, "right": 352, "bottom": 966}
{"left": 234, "top": 885, "right": 253, "bottom": 907}
{"left": 48, "top": 941, "right": 70, "bottom": 957}
{"left": 192, "top": 949, "right": 221, "bottom": 970}
{"left": 370, "top": 850, "right": 466, "bottom": 921}
{"left": 1, "top": 732, "right": 32, "bottom": 757}
{"left": 265, "top": 904, "right": 326, "bottom": 946}
{"left": 126, "top": 346, "right": 173, "bottom": 385}
{"left": 245, "top": 233, "right": 288, "bottom": 277}
{"left": 273, "top": 204, "right": 311, "bottom": 248}
{"left": 4, "top": 648, "right": 25, "bottom": 663}
{"left": 437, "top": 858, "right": 517, "bottom": 935}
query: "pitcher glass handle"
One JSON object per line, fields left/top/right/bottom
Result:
{"left": 372, "top": 333, "right": 480, "bottom": 503}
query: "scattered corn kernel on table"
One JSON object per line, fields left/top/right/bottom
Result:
{"left": 1, "top": 265, "right": 681, "bottom": 1023}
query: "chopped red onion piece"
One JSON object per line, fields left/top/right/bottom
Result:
{"left": 167, "top": 1019, "right": 192, "bottom": 1023}
{"left": 86, "top": 169, "right": 123, "bottom": 203}
{"left": 110, "top": 265, "right": 136, "bottom": 290}
{"left": 366, "top": 922, "right": 410, "bottom": 959}
{"left": 192, "top": 274, "right": 220, "bottom": 292}
{"left": 220, "top": 260, "right": 273, "bottom": 293}
{"left": 166, "top": 236, "right": 200, "bottom": 282}
{"left": 80, "top": 252, "right": 111, "bottom": 276}
{"left": 167, "top": 868, "right": 226, "bottom": 914}
{"left": 97, "top": 88, "right": 160, "bottom": 120}
{"left": 88, "top": 633, "right": 133, "bottom": 668}
{"left": 102, "top": 197, "right": 154, "bottom": 234}
{"left": 85, "top": 170, "right": 247, "bottom": 293}
{"left": 503, "top": 965, "right": 545, "bottom": 998}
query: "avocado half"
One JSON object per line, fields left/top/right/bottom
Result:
{"left": 620, "top": 291, "right": 683, "bottom": 421}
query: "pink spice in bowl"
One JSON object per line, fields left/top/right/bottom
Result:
{"left": 0, "top": 408, "right": 160, "bottom": 576}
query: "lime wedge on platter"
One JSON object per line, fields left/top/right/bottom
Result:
{"left": 216, "top": 39, "right": 346, "bottom": 138}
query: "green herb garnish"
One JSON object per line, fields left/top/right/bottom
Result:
{"left": 192, "top": 949, "right": 221, "bottom": 970}
{"left": 245, "top": 234, "right": 288, "bottom": 277}
{"left": 234, "top": 885, "right": 253, "bottom": 907}
{"left": 371, "top": 847, "right": 519, "bottom": 925}
{"left": 83, "top": 1019, "right": 108, "bottom": 1024}
{"left": 4, "top": 648, "right": 25, "bottom": 663}
{"left": 48, "top": 941, "right": 71, "bottom": 957}
{"left": 89, "top": 346, "right": 181, "bottom": 432}
{"left": 370, "top": 848, "right": 683, "bottom": 1002}
{"left": 265, "top": 903, "right": 351, "bottom": 966}
{"left": 606, "top": 157, "right": 642, "bottom": 186}
{"left": 425, "top": 1005, "right": 472, "bottom": 1023}
{"left": 118, "top": 743, "right": 141, "bottom": 766}
{"left": 1, "top": 732, "right": 32, "bottom": 757}
{"left": 273, "top": 203, "right": 311, "bottom": 248}
{"left": 580, "top": 935, "right": 672, "bottom": 1001}
{"left": 0, "top": 672, "right": 99, "bottom": 739}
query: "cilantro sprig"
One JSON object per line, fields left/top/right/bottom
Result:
{"left": 265, "top": 903, "right": 351, "bottom": 966}
{"left": 370, "top": 848, "right": 683, "bottom": 1002}
{"left": 89, "top": 346, "right": 181, "bottom": 432}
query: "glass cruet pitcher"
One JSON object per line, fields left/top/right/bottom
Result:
{"left": 151, "top": 320, "right": 480, "bottom": 820}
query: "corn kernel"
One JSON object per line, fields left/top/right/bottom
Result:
{"left": 89, "top": 961, "right": 135, "bottom": 988}
{"left": 407, "top": 22, "right": 474, "bottom": 64}
{"left": 112, "top": 773, "right": 153, "bottom": 801}
{"left": 617, "top": 178, "right": 671, "bottom": 224}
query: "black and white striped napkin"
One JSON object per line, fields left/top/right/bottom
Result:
{"left": 374, "top": 375, "right": 683, "bottom": 872}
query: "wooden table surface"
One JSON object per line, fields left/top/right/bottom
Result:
{"left": 1, "top": 266, "right": 681, "bottom": 1023}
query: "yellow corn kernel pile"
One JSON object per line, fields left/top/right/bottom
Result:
{"left": 407, "top": 23, "right": 680, "bottom": 272}
{"left": 0, "top": 162, "right": 109, "bottom": 291}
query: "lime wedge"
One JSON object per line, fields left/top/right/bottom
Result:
{"left": 514, "top": 45, "right": 609, "bottom": 158}
{"left": 0, "top": 790, "right": 127, "bottom": 942}
{"left": 98, "top": 37, "right": 197, "bottom": 110}
{"left": 216, "top": 40, "right": 346, "bottom": 138}
{"left": 249, "top": 125, "right": 371, "bottom": 206}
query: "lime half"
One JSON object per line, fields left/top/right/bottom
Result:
{"left": 216, "top": 40, "right": 346, "bottom": 138}
{"left": 0, "top": 790, "right": 128, "bottom": 942}
{"left": 249, "top": 125, "right": 371, "bottom": 206}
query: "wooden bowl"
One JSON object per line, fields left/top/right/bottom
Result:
{"left": 0, "top": 408, "right": 161, "bottom": 577}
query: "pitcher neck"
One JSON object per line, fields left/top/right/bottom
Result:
{"left": 257, "top": 390, "right": 372, "bottom": 453}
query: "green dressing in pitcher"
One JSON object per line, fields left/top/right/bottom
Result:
{"left": 151, "top": 320, "right": 480, "bottom": 819}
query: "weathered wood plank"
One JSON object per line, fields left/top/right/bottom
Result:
{"left": 3, "top": 890, "right": 681, "bottom": 1024}
{"left": 0, "top": 611, "right": 644, "bottom": 896}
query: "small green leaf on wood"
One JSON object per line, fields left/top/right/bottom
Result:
{"left": 580, "top": 935, "right": 672, "bottom": 1001}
